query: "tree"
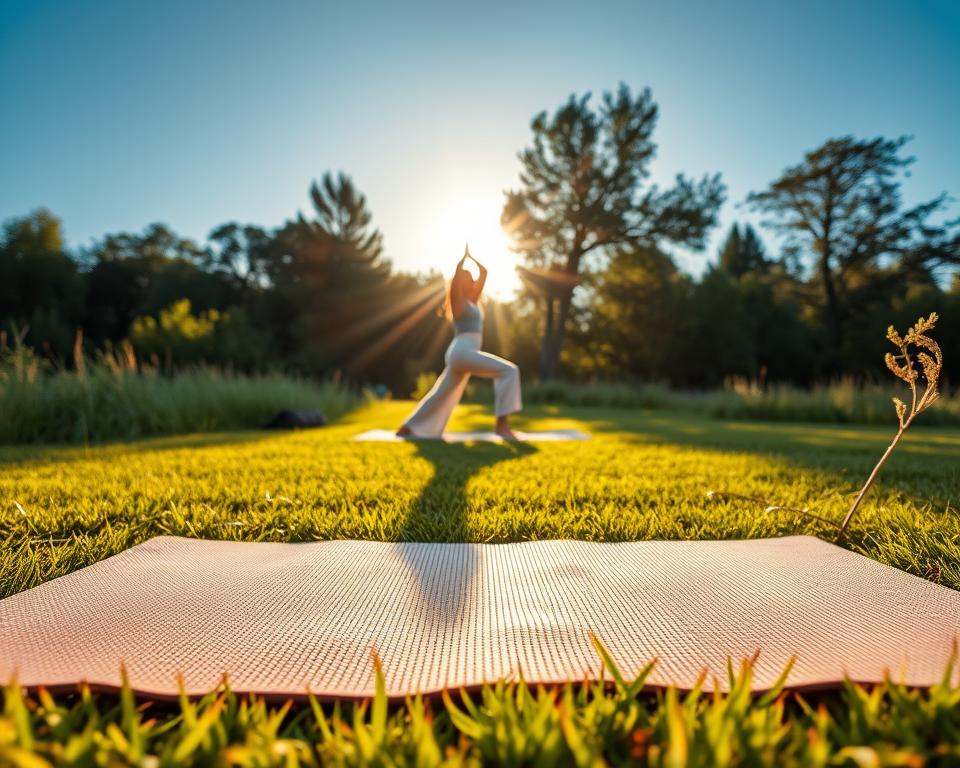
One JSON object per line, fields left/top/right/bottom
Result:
{"left": 576, "top": 246, "right": 691, "bottom": 379}
{"left": 0, "top": 209, "right": 82, "bottom": 358}
{"left": 736, "top": 269, "right": 817, "bottom": 383}
{"left": 271, "top": 173, "right": 387, "bottom": 288}
{"left": 129, "top": 299, "right": 220, "bottom": 367}
{"left": 205, "top": 223, "right": 273, "bottom": 301}
{"left": 502, "top": 84, "right": 725, "bottom": 379}
{"left": 82, "top": 223, "right": 228, "bottom": 342}
{"left": 269, "top": 173, "right": 393, "bottom": 372}
{"left": 301, "top": 172, "right": 384, "bottom": 267}
{"left": 746, "top": 136, "right": 960, "bottom": 354}
{"left": 718, "top": 223, "right": 767, "bottom": 277}
{"left": 673, "top": 267, "right": 755, "bottom": 387}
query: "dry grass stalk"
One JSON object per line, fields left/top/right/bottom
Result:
{"left": 703, "top": 491, "right": 839, "bottom": 527}
{"left": 836, "top": 312, "right": 942, "bottom": 538}
{"left": 72, "top": 327, "right": 85, "bottom": 378}
{"left": 707, "top": 312, "right": 944, "bottom": 540}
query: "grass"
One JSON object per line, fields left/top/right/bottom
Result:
{"left": 5, "top": 653, "right": 960, "bottom": 766}
{"left": 4, "top": 401, "right": 958, "bottom": 595}
{"left": 2, "top": 401, "right": 960, "bottom": 764}
{"left": 0, "top": 360, "right": 359, "bottom": 444}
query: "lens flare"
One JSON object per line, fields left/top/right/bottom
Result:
{"left": 424, "top": 195, "right": 520, "bottom": 299}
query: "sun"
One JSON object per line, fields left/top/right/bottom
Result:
{"left": 424, "top": 194, "right": 520, "bottom": 300}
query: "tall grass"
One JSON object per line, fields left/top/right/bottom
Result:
{"left": 8, "top": 335, "right": 960, "bottom": 446}
{"left": 702, "top": 379, "right": 960, "bottom": 426}
{"left": 0, "top": 345, "right": 359, "bottom": 445}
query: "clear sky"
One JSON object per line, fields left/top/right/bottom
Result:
{"left": 2, "top": 0, "right": 958, "bottom": 297}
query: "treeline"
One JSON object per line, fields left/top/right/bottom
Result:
{"left": 2, "top": 84, "right": 959, "bottom": 394}
{"left": 557, "top": 232, "right": 960, "bottom": 386}
{"left": 501, "top": 88, "right": 959, "bottom": 383}
{"left": 0, "top": 175, "right": 457, "bottom": 395}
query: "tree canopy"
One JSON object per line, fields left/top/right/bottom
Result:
{"left": 718, "top": 223, "right": 767, "bottom": 277}
{"left": 746, "top": 136, "right": 960, "bottom": 354}
{"left": 502, "top": 84, "right": 725, "bottom": 378}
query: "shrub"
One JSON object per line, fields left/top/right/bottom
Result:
{"left": 129, "top": 299, "right": 219, "bottom": 366}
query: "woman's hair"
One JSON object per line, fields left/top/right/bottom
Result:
{"left": 441, "top": 268, "right": 472, "bottom": 320}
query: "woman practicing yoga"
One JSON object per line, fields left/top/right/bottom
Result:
{"left": 397, "top": 246, "right": 522, "bottom": 440}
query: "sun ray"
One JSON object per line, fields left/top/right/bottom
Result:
{"left": 344, "top": 284, "right": 444, "bottom": 372}
{"left": 424, "top": 194, "right": 521, "bottom": 299}
{"left": 331, "top": 279, "right": 443, "bottom": 352}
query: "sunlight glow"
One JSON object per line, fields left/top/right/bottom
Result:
{"left": 424, "top": 194, "right": 520, "bottom": 300}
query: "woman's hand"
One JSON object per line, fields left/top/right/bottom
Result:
{"left": 467, "top": 255, "right": 487, "bottom": 301}
{"left": 462, "top": 248, "right": 486, "bottom": 273}
{"left": 455, "top": 246, "right": 487, "bottom": 302}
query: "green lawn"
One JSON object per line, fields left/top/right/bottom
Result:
{"left": 4, "top": 400, "right": 958, "bottom": 597}
{"left": 3, "top": 401, "right": 960, "bottom": 765}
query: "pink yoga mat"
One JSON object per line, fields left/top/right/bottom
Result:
{"left": 1, "top": 536, "right": 957, "bottom": 700}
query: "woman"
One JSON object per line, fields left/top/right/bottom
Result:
{"left": 397, "top": 246, "right": 522, "bottom": 440}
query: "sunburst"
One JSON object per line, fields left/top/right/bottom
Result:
{"left": 423, "top": 194, "right": 520, "bottom": 300}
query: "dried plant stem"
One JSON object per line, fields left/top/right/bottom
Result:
{"left": 838, "top": 313, "right": 942, "bottom": 539}
{"left": 705, "top": 491, "right": 839, "bottom": 528}
{"left": 836, "top": 426, "right": 906, "bottom": 540}
{"left": 707, "top": 313, "right": 942, "bottom": 541}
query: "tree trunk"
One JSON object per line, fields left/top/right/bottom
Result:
{"left": 818, "top": 201, "right": 843, "bottom": 351}
{"left": 819, "top": 251, "right": 843, "bottom": 348}
{"left": 538, "top": 297, "right": 555, "bottom": 380}
{"left": 538, "top": 241, "right": 584, "bottom": 381}
{"left": 539, "top": 290, "right": 573, "bottom": 380}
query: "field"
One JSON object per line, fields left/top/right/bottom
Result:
{"left": 3, "top": 401, "right": 960, "bottom": 764}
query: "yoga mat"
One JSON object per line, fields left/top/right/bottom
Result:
{"left": 1, "top": 536, "right": 958, "bottom": 700}
{"left": 354, "top": 428, "right": 591, "bottom": 442}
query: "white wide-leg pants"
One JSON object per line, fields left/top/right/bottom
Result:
{"left": 402, "top": 332, "right": 522, "bottom": 438}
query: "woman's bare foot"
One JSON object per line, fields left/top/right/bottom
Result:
{"left": 495, "top": 416, "right": 520, "bottom": 441}
{"left": 396, "top": 425, "right": 413, "bottom": 438}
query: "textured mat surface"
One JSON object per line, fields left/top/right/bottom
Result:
{"left": 2, "top": 536, "right": 959, "bottom": 699}
{"left": 354, "top": 428, "right": 591, "bottom": 442}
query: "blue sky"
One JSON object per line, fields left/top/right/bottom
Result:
{"left": 2, "top": 0, "right": 958, "bottom": 292}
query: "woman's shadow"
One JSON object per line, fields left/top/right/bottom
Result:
{"left": 394, "top": 439, "right": 538, "bottom": 629}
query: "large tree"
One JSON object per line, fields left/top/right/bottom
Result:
{"left": 0, "top": 209, "right": 82, "bottom": 356}
{"left": 269, "top": 173, "right": 393, "bottom": 371}
{"left": 717, "top": 222, "right": 768, "bottom": 277}
{"left": 502, "top": 84, "right": 725, "bottom": 379}
{"left": 0, "top": 210, "right": 78, "bottom": 320}
{"left": 746, "top": 136, "right": 960, "bottom": 352}
{"left": 577, "top": 245, "right": 691, "bottom": 380}
{"left": 205, "top": 223, "right": 273, "bottom": 303}
{"left": 272, "top": 172, "right": 387, "bottom": 287}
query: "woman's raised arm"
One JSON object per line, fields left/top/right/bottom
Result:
{"left": 467, "top": 254, "right": 487, "bottom": 302}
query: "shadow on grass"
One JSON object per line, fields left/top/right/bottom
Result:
{"left": 399, "top": 440, "right": 538, "bottom": 541}
{"left": 574, "top": 408, "right": 960, "bottom": 480}
{"left": 395, "top": 439, "right": 538, "bottom": 625}
{"left": 578, "top": 407, "right": 960, "bottom": 453}
{"left": 0, "top": 429, "right": 294, "bottom": 469}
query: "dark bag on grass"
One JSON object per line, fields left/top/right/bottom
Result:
{"left": 261, "top": 410, "right": 327, "bottom": 430}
